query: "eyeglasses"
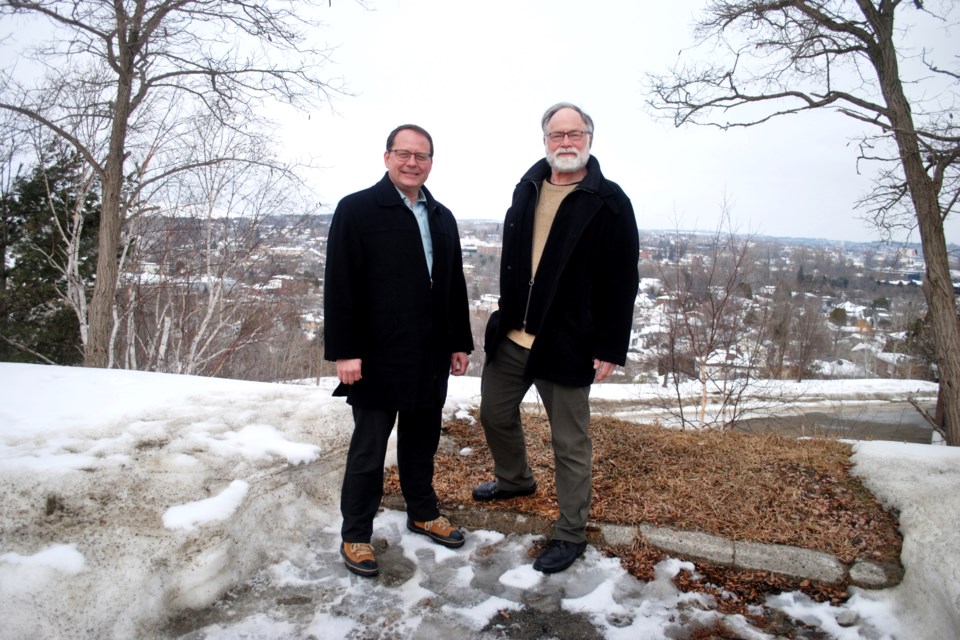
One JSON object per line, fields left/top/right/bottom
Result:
{"left": 545, "top": 130, "right": 591, "bottom": 143}
{"left": 390, "top": 149, "right": 432, "bottom": 163}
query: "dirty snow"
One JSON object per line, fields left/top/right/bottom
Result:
{"left": 1, "top": 363, "right": 958, "bottom": 639}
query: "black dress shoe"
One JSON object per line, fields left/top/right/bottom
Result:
{"left": 471, "top": 480, "right": 537, "bottom": 501}
{"left": 533, "top": 539, "right": 588, "bottom": 573}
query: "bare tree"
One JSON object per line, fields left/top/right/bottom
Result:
{"left": 765, "top": 284, "right": 795, "bottom": 379}
{"left": 649, "top": 1, "right": 960, "bottom": 445}
{"left": 0, "top": 111, "right": 22, "bottom": 296}
{"left": 654, "top": 213, "right": 769, "bottom": 428}
{"left": 791, "top": 295, "right": 831, "bottom": 381}
{"left": 0, "top": 0, "right": 343, "bottom": 369}
{"left": 0, "top": 112, "right": 26, "bottom": 357}
{"left": 117, "top": 116, "right": 316, "bottom": 378}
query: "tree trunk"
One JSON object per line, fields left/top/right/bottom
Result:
{"left": 916, "top": 213, "right": 960, "bottom": 446}
{"left": 85, "top": 67, "right": 133, "bottom": 368}
{"left": 874, "top": 20, "right": 960, "bottom": 445}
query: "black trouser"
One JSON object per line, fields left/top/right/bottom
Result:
{"left": 340, "top": 405, "right": 443, "bottom": 543}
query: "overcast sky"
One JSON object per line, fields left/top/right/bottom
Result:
{"left": 273, "top": 0, "right": 960, "bottom": 245}
{"left": 3, "top": 1, "right": 956, "bottom": 244}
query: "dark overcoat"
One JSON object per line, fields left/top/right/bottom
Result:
{"left": 323, "top": 173, "right": 473, "bottom": 410}
{"left": 486, "top": 156, "right": 640, "bottom": 387}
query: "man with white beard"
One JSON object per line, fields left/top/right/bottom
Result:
{"left": 473, "top": 102, "right": 640, "bottom": 573}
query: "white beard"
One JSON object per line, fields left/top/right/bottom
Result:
{"left": 546, "top": 146, "right": 590, "bottom": 173}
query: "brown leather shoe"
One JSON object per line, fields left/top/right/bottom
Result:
{"left": 406, "top": 516, "right": 465, "bottom": 548}
{"left": 340, "top": 541, "right": 378, "bottom": 577}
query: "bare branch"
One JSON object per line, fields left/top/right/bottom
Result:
{"left": 0, "top": 0, "right": 345, "bottom": 368}
{"left": 647, "top": 0, "right": 960, "bottom": 445}
{"left": 0, "top": 101, "right": 105, "bottom": 175}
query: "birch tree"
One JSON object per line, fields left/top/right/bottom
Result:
{"left": 0, "top": 138, "right": 99, "bottom": 363}
{"left": 118, "top": 116, "right": 313, "bottom": 377}
{"left": 0, "top": 114, "right": 21, "bottom": 342}
{"left": 649, "top": 0, "right": 960, "bottom": 446}
{"left": 0, "top": 0, "right": 341, "bottom": 369}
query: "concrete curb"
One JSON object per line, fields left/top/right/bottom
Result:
{"left": 383, "top": 496, "right": 903, "bottom": 590}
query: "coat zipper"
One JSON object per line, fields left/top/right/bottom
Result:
{"left": 520, "top": 179, "right": 542, "bottom": 331}
{"left": 519, "top": 179, "right": 585, "bottom": 331}
{"left": 521, "top": 277, "right": 534, "bottom": 330}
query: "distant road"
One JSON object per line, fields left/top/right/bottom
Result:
{"left": 451, "top": 376, "right": 940, "bottom": 444}
{"left": 588, "top": 378, "right": 939, "bottom": 445}
{"left": 733, "top": 401, "right": 935, "bottom": 444}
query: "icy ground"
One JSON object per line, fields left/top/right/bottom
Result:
{"left": 167, "top": 509, "right": 793, "bottom": 640}
{"left": 1, "top": 364, "right": 958, "bottom": 639}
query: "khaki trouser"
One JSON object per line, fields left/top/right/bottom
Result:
{"left": 479, "top": 339, "right": 593, "bottom": 543}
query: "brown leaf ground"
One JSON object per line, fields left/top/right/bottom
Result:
{"left": 384, "top": 410, "right": 903, "bottom": 626}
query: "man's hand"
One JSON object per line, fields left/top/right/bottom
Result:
{"left": 336, "top": 358, "right": 362, "bottom": 384}
{"left": 593, "top": 359, "right": 616, "bottom": 382}
{"left": 450, "top": 352, "right": 469, "bottom": 376}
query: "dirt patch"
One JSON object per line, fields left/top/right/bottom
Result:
{"left": 482, "top": 607, "right": 605, "bottom": 640}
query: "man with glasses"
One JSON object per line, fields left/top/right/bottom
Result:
{"left": 473, "top": 103, "right": 639, "bottom": 573}
{"left": 324, "top": 124, "right": 473, "bottom": 577}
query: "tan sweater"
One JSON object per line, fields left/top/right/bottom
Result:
{"left": 507, "top": 180, "right": 577, "bottom": 349}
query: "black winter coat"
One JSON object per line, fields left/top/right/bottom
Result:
{"left": 323, "top": 173, "right": 474, "bottom": 410}
{"left": 486, "top": 156, "right": 640, "bottom": 387}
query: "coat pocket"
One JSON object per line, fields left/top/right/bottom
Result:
{"left": 484, "top": 309, "right": 501, "bottom": 355}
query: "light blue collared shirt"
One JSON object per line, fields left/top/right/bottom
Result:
{"left": 400, "top": 189, "right": 433, "bottom": 276}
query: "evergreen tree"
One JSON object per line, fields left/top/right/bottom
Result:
{"left": 828, "top": 307, "right": 848, "bottom": 328}
{"left": 0, "top": 144, "right": 100, "bottom": 364}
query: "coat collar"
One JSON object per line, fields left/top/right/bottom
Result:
{"left": 373, "top": 172, "right": 440, "bottom": 214}
{"left": 519, "top": 155, "right": 608, "bottom": 194}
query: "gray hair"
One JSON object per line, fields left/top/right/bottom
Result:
{"left": 541, "top": 102, "right": 594, "bottom": 135}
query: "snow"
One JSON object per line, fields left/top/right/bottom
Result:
{"left": 163, "top": 480, "right": 250, "bottom": 531}
{"left": 0, "top": 544, "right": 86, "bottom": 574}
{"left": 1, "top": 362, "right": 958, "bottom": 639}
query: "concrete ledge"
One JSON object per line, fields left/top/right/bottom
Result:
{"left": 639, "top": 524, "right": 735, "bottom": 566}
{"left": 595, "top": 522, "right": 636, "bottom": 547}
{"left": 849, "top": 559, "right": 904, "bottom": 589}
{"left": 733, "top": 540, "right": 845, "bottom": 584}
{"left": 382, "top": 498, "right": 904, "bottom": 589}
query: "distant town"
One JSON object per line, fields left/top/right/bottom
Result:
{"left": 125, "top": 213, "right": 959, "bottom": 386}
